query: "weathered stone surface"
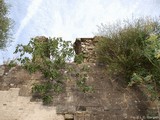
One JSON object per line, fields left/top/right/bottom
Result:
{"left": 77, "top": 106, "right": 86, "bottom": 111}
{"left": 74, "top": 112, "right": 85, "bottom": 120}
{"left": 64, "top": 114, "right": 74, "bottom": 119}
{"left": 19, "top": 85, "right": 31, "bottom": 96}
{"left": 0, "top": 88, "right": 64, "bottom": 120}
{"left": 0, "top": 63, "right": 153, "bottom": 120}
{"left": 56, "top": 105, "right": 76, "bottom": 114}
{"left": 74, "top": 36, "right": 102, "bottom": 63}
{"left": 8, "top": 67, "right": 17, "bottom": 73}
{"left": 0, "top": 66, "right": 5, "bottom": 76}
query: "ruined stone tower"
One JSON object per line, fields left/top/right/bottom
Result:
{"left": 32, "top": 36, "right": 103, "bottom": 63}
{"left": 73, "top": 36, "right": 102, "bottom": 63}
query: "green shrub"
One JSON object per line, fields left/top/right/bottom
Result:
{"left": 7, "top": 59, "right": 17, "bottom": 68}
{"left": 77, "top": 75, "right": 92, "bottom": 93}
{"left": 97, "top": 18, "right": 159, "bottom": 80}
{"left": 42, "top": 94, "right": 53, "bottom": 105}
{"left": 76, "top": 66, "right": 93, "bottom": 93}
{"left": 96, "top": 18, "right": 160, "bottom": 100}
{"left": 74, "top": 53, "right": 84, "bottom": 64}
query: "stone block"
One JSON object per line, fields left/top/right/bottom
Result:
{"left": 77, "top": 106, "right": 86, "bottom": 111}
{"left": 56, "top": 105, "right": 76, "bottom": 114}
{"left": 84, "top": 113, "right": 91, "bottom": 120}
{"left": 74, "top": 113, "right": 85, "bottom": 120}
{"left": 64, "top": 114, "right": 74, "bottom": 119}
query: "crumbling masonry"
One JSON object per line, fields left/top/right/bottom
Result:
{"left": 73, "top": 36, "right": 103, "bottom": 63}
{"left": 33, "top": 36, "right": 103, "bottom": 63}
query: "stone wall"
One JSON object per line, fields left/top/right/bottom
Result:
{"left": 32, "top": 36, "right": 102, "bottom": 63}
{"left": 74, "top": 36, "right": 103, "bottom": 63}
{"left": 32, "top": 36, "right": 50, "bottom": 63}
{"left": 0, "top": 63, "right": 155, "bottom": 120}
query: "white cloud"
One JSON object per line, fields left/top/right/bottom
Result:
{"left": 14, "top": 0, "right": 43, "bottom": 43}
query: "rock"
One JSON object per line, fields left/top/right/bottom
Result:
{"left": 64, "top": 114, "right": 74, "bottom": 119}
{"left": 81, "top": 44, "right": 86, "bottom": 48}
{"left": 123, "top": 113, "right": 127, "bottom": 119}
{"left": 104, "top": 106, "right": 110, "bottom": 111}
{"left": 0, "top": 66, "right": 5, "bottom": 76}
{"left": 64, "top": 70, "right": 67, "bottom": 74}
{"left": 56, "top": 105, "right": 76, "bottom": 114}
{"left": 77, "top": 106, "right": 86, "bottom": 111}
{"left": 19, "top": 108, "right": 23, "bottom": 110}
{"left": 5, "top": 72, "right": 8, "bottom": 76}
{"left": 10, "top": 83, "right": 14, "bottom": 87}
{"left": 3, "top": 104, "right": 7, "bottom": 106}
{"left": 8, "top": 67, "right": 16, "bottom": 73}
{"left": 56, "top": 105, "right": 66, "bottom": 114}
{"left": 87, "top": 46, "right": 94, "bottom": 50}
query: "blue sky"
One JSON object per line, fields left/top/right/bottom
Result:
{"left": 0, "top": 0, "right": 160, "bottom": 64}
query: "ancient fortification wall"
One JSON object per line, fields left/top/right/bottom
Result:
{"left": 0, "top": 36, "right": 154, "bottom": 120}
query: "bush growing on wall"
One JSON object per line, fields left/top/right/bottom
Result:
{"left": 96, "top": 18, "right": 160, "bottom": 99}
{"left": 14, "top": 37, "right": 74, "bottom": 104}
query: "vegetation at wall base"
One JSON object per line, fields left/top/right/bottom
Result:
{"left": 96, "top": 18, "right": 160, "bottom": 101}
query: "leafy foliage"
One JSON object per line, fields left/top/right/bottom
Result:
{"left": 74, "top": 53, "right": 84, "bottom": 64}
{"left": 15, "top": 37, "right": 74, "bottom": 105}
{"left": 7, "top": 59, "right": 17, "bottom": 68}
{"left": 77, "top": 75, "right": 93, "bottom": 93}
{"left": 32, "top": 82, "right": 54, "bottom": 105}
{"left": 0, "top": 0, "right": 13, "bottom": 49}
{"left": 42, "top": 94, "right": 53, "bottom": 105}
{"left": 96, "top": 18, "right": 160, "bottom": 100}
{"left": 76, "top": 65, "right": 93, "bottom": 93}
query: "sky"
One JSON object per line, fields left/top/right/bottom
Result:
{"left": 0, "top": 0, "right": 160, "bottom": 64}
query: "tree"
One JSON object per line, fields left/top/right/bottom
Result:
{"left": 0, "top": 0, "right": 13, "bottom": 49}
